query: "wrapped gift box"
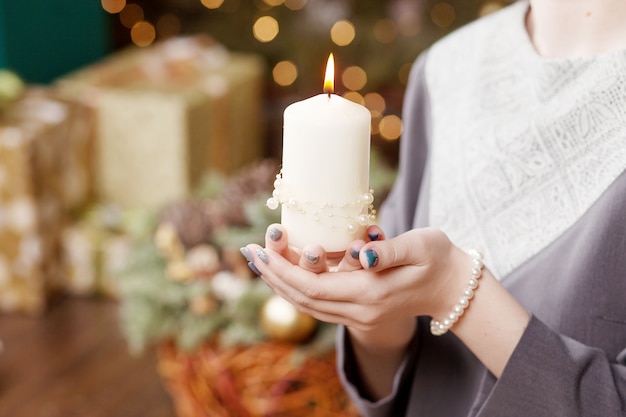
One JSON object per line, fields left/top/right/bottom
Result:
{"left": 61, "top": 205, "right": 142, "bottom": 298}
{"left": 59, "top": 99, "right": 96, "bottom": 212}
{"left": 0, "top": 91, "right": 72, "bottom": 314}
{"left": 23, "top": 88, "right": 96, "bottom": 212}
{"left": 55, "top": 35, "right": 266, "bottom": 210}
{"left": 61, "top": 220, "right": 134, "bottom": 298}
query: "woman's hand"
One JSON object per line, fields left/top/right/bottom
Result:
{"left": 242, "top": 225, "right": 471, "bottom": 399}
{"left": 243, "top": 225, "right": 530, "bottom": 387}
{"left": 243, "top": 226, "right": 470, "bottom": 332}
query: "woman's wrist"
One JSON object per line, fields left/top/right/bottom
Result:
{"left": 450, "top": 267, "right": 530, "bottom": 377}
{"left": 424, "top": 243, "right": 529, "bottom": 377}
{"left": 430, "top": 248, "right": 484, "bottom": 336}
{"left": 428, "top": 244, "right": 476, "bottom": 321}
{"left": 347, "top": 317, "right": 417, "bottom": 352}
{"left": 346, "top": 317, "right": 417, "bottom": 400}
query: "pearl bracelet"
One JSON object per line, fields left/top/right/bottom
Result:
{"left": 430, "top": 248, "right": 484, "bottom": 336}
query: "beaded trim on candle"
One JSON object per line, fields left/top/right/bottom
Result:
{"left": 266, "top": 170, "right": 376, "bottom": 234}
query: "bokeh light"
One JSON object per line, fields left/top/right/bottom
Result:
{"left": 431, "top": 2, "right": 456, "bottom": 29}
{"left": 479, "top": 1, "right": 505, "bottom": 16}
{"left": 364, "top": 92, "right": 386, "bottom": 114}
{"left": 201, "top": 0, "right": 224, "bottom": 9}
{"left": 397, "top": 12, "right": 421, "bottom": 37}
{"left": 131, "top": 21, "right": 156, "bottom": 47}
{"left": 156, "top": 13, "right": 181, "bottom": 38}
{"left": 398, "top": 62, "right": 413, "bottom": 86}
{"left": 120, "top": 3, "right": 144, "bottom": 28}
{"left": 373, "top": 19, "right": 398, "bottom": 44}
{"left": 330, "top": 20, "right": 356, "bottom": 46}
{"left": 379, "top": 115, "right": 403, "bottom": 140}
{"left": 253, "top": 16, "right": 280, "bottom": 42}
{"left": 343, "top": 91, "right": 364, "bottom": 105}
{"left": 341, "top": 66, "right": 367, "bottom": 91}
{"left": 263, "top": 0, "right": 284, "bottom": 6}
{"left": 272, "top": 61, "right": 298, "bottom": 86}
{"left": 101, "top": 0, "right": 126, "bottom": 14}
{"left": 284, "top": 0, "right": 307, "bottom": 10}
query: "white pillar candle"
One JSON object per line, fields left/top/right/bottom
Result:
{"left": 267, "top": 54, "right": 374, "bottom": 252}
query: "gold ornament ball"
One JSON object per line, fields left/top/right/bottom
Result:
{"left": 260, "top": 295, "right": 318, "bottom": 343}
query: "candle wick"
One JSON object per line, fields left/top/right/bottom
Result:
{"left": 327, "top": 92, "right": 331, "bottom": 99}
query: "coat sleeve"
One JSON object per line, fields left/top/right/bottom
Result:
{"left": 476, "top": 315, "right": 626, "bottom": 416}
{"left": 336, "top": 321, "right": 421, "bottom": 417}
{"left": 473, "top": 164, "right": 626, "bottom": 417}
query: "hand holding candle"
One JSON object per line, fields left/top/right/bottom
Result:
{"left": 266, "top": 54, "right": 375, "bottom": 252}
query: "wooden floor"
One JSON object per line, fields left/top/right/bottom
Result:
{"left": 0, "top": 297, "right": 177, "bottom": 417}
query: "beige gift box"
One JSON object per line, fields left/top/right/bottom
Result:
{"left": 0, "top": 92, "right": 71, "bottom": 315}
{"left": 55, "top": 35, "right": 266, "bottom": 210}
{"left": 61, "top": 213, "right": 134, "bottom": 298}
{"left": 24, "top": 88, "right": 96, "bottom": 212}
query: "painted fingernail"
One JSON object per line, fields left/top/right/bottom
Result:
{"left": 364, "top": 249, "right": 379, "bottom": 268}
{"left": 268, "top": 227, "right": 282, "bottom": 241}
{"left": 248, "top": 262, "right": 262, "bottom": 276}
{"left": 256, "top": 248, "right": 269, "bottom": 264}
{"left": 350, "top": 248, "right": 360, "bottom": 259}
{"left": 304, "top": 251, "right": 320, "bottom": 264}
{"left": 240, "top": 247, "right": 252, "bottom": 262}
{"left": 368, "top": 232, "right": 380, "bottom": 241}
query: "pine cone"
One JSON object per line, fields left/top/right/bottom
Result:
{"left": 218, "top": 159, "right": 278, "bottom": 226}
{"left": 158, "top": 199, "right": 224, "bottom": 249}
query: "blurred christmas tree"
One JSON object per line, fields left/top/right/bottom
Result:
{"left": 102, "top": 0, "right": 512, "bottom": 162}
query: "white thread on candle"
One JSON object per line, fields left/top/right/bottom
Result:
{"left": 267, "top": 170, "right": 375, "bottom": 239}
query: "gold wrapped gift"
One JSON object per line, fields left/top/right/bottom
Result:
{"left": 0, "top": 91, "right": 72, "bottom": 315}
{"left": 55, "top": 35, "right": 266, "bottom": 210}
{"left": 24, "top": 87, "right": 96, "bottom": 212}
{"left": 62, "top": 206, "right": 135, "bottom": 297}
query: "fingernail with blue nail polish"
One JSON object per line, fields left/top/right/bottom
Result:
{"left": 240, "top": 247, "right": 252, "bottom": 262}
{"left": 364, "top": 249, "right": 379, "bottom": 268}
{"left": 305, "top": 251, "right": 320, "bottom": 264}
{"left": 248, "top": 262, "right": 262, "bottom": 276}
{"left": 269, "top": 227, "right": 282, "bottom": 241}
{"left": 368, "top": 233, "right": 380, "bottom": 241}
{"left": 256, "top": 248, "right": 269, "bottom": 264}
{"left": 350, "top": 248, "right": 360, "bottom": 259}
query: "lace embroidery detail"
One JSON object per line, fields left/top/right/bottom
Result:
{"left": 426, "top": 2, "right": 626, "bottom": 278}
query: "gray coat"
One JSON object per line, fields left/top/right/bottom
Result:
{"left": 337, "top": 4, "right": 626, "bottom": 416}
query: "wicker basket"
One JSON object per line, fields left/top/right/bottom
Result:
{"left": 157, "top": 340, "right": 362, "bottom": 417}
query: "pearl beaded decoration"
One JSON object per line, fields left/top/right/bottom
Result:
{"left": 266, "top": 170, "right": 376, "bottom": 234}
{"left": 430, "top": 248, "right": 484, "bottom": 336}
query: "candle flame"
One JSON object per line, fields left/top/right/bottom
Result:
{"left": 323, "top": 53, "right": 334, "bottom": 97}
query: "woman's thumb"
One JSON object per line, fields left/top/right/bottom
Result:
{"left": 358, "top": 231, "right": 423, "bottom": 271}
{"left": 359, "top": 234, "right": 407, "bottom": 271}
